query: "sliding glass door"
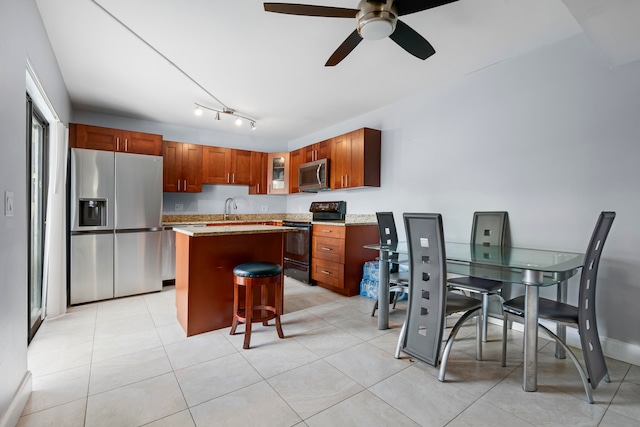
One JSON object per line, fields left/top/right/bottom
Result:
{"left": 27, "top": 94, "right": 49, "bottom": 343}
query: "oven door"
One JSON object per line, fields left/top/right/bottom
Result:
{"left": 283, "top": 223, "right": 311, "bottom": 264}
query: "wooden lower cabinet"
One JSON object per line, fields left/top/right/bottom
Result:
{"left": 311, "top": 223, "right": 378, "bottom": 296}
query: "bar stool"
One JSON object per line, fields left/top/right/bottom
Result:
{"left": 230, "top": 261, "right": 284, "bottom": 349}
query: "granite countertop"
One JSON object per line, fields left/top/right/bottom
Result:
{"left": 173, "top": 224, "right": 298, "bottom": 237}
{"left": 163, "top": 213, "right": 377, "bottom": 227}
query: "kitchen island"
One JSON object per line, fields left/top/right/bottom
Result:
{"left": 173, "top": 224, "right": 296, "bottom": 336}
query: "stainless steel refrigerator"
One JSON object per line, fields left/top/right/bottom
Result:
{"left": 69, "top": 148, "right": 163, "bottom": 304}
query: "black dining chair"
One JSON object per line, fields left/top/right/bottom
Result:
{"left": 501, "top": 211, "right": 615, "bottom": 404}
{"left": 395, "top": 213, "right": 483, "bottom": 382}
{"left": 371, "top": 212, "right": 409, "bottom": 316}
{"left": 448, "top": 211, "right": 509, "bottom": 342}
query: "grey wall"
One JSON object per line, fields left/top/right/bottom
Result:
{"left": 0, "top": 0, "right": 71, "bottom": 421}
{"left": 286, "top": 34, "right": 640, "bottom": 354}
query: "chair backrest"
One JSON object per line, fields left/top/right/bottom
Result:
{"left": 469, "top": 211, "right": 509, "bottom": 282}
{"left": 471, "top": 211, "right": 508, "bottom": 247}
{"left": 376, "top": 212, "right": 400, "bottom": 272}
{"left": 400, "top": 213, "right": 447, "bottom": 366}
{"left": 579, "top": 211, "right": 615, "bottom": 389}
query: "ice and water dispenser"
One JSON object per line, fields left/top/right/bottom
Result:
{"left": 78, "top": 198, "right": 107, "bottom": 227}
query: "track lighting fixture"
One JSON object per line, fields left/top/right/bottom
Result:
{"left": 89, "top": 1, "right": 259, "bottom": 132}
{"left": 194, "top": 103, "right": 257, "bottom": 129}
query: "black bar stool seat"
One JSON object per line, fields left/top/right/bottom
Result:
{"left": 230, "top": 262, "right": 284, "bottom": 349}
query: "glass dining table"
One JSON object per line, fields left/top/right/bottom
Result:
{"left": 364, "top": 241, "right": 584, "bottom": 392}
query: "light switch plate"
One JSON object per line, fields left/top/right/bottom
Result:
{"left": 5, "top": 191, "right": 14, "bottom": 217}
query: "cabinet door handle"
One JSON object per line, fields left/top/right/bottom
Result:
{"left": 227, "top": 173, "right": 230, "bottom": 183}
{"left": 346, "top": 175, "right": 349, "bottom": 187}
{"left": 116, "top": 137, "right": 120, "bottom": 151}
{"left": 232, "top": 173, "right": 235, "bottom": 183}
{"left": 177, "top": 180, "right": 180, "bottom": 191}
{"left": 321, "top": 270, "right": 331, "bottom": 275}
{"left": 183, "top": 180, "right": 187, "bottom": 191}
{"left": 321, "top": 247, "right": 332, "bottom": 251}
{"left": 125, "top": 139, "right": 128, "bottom": 152}
{"left": 321, "top": 229, "right": 331, "bottom": 233}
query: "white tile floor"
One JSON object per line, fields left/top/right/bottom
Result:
{"left": 20, "top": 278, "right": 640, "bottom": 427}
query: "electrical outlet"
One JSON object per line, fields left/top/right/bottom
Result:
{"left": 5, "top": 191, "right": 14, "bottom": 217}
{"left": 175, "top": 203, "right": 183, "bottom": 212}
{"left": 261, "top": 205, "right": 268, "bottom": 212}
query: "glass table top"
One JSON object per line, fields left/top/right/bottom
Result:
{"left": 364, "top": 242, "right": 584, "bottom": 274}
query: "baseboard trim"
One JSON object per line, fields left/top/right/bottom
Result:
{"left": 0, "top": 371, "right": 32, "bottom": 427}
{"left": 489, "top": 317, "right": 640, "bottom": 366}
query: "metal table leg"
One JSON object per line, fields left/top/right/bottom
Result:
{"left": 377, "top": 249, "right": 390, "bottom": 330}
{"left": 523, "top": 269, "right": 543, "bottom": 392}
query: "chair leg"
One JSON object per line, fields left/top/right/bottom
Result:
{"left": 274, "top": 276, "right": 284, "bottom": 339}
{"left": 395, "top": 320, "right": 407, "bottom": 359}
{"left": 371, "top": 299, "right": 379, "bottom": 317}
{"left": 243, "top": 282, "right": 253, "bottom": 350}
{"left": 537, "top": 324, "right": 594, "bottom": 404}
{"left": 439, "top": 308, "right": 481, "bottom": 382}
{"left": 230, "top": 280, "right": 240, "bottom": 335}
{"left": 501, "top": 313, "right": 509, "bottom": 367}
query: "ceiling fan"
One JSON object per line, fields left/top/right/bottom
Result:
{"left": 264, "top": 0, "right": 458, "bottom": 66}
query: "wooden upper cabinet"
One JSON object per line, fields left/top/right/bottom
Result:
{"left": 288, "top": 148, "right": 304, "bottom": 194}
{"left": 331, "top": 128, "right": 381, "bottom": 189}
{"left": 202, "top": 147, "right": 252, "bottom": 185}
{"left": 228, "top": 149, "right": 252, "bottom": 185}
{"left": 249, "top": 151, "right": 268, "bottom": 195}
{"left": 163, "top": 141, "right": 202, "bottom": 192}
{"left": 70, "top": 123, "right": 162, "bottom": 155}
{"left": 202, "top": 146, "right": 227, "bottom": 184}
{"left": 305, "top": 139, "right": 331, "bottom": 162}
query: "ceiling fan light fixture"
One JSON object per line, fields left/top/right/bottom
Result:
{"left": 356, "top": 1, "right": 397, "bottom": 40}
{"left": 358, "top": 14, "right": 397, "bottom": 40}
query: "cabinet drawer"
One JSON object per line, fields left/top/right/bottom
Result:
{"left": 311, "top": 258, "right": 344, "bottom": 289}
{"left": 312, "top": 224, "right": 346, "bottom": 239}
{"left": 312, "top": 236, "right": 345, "bottom": 263}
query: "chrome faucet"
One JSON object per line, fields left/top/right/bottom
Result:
{"left": 223, "top": 197, "right": 237, "bottom": 220}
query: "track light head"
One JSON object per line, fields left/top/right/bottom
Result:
{"left": 194, "top": 103, "right": 256, "bottom": 130}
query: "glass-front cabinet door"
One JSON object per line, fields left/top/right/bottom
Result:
{"left": 267, "top": 152, "right": 289, "bottom": 194}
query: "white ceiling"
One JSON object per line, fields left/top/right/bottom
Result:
{"left": 34, "top": 0, "right": 636, "bottom": 141}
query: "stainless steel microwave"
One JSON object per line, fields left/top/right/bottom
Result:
{"left": 298, "top": 158, "right": 330, "bottom": 192}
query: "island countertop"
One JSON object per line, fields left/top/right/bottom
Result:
{"left": 173, "top": 224, "right": 298, "bottom": 237}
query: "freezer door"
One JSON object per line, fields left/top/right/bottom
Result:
{"left": 114, "top": 230, "right": 162, "bottom": 297}
{"left": 115, "top": 152, "right": 163, "bottom": 229}
{"left": 70, "top": 233, "right": 114, "bottom": 304}
{"left": 70, "top": 148, "right": 114, "bottom": 231}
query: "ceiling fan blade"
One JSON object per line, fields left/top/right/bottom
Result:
{"left": 394, "top": 0, "right": 458, "bottom": 16}
{"left": 264, "top": 3, "right": 358, "bottom": 18}
{"left": 389, "top": 20, "right": 435, "bottom": 60}
{"left": 325, "top": 29, "right": 363, "bottom": 66}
